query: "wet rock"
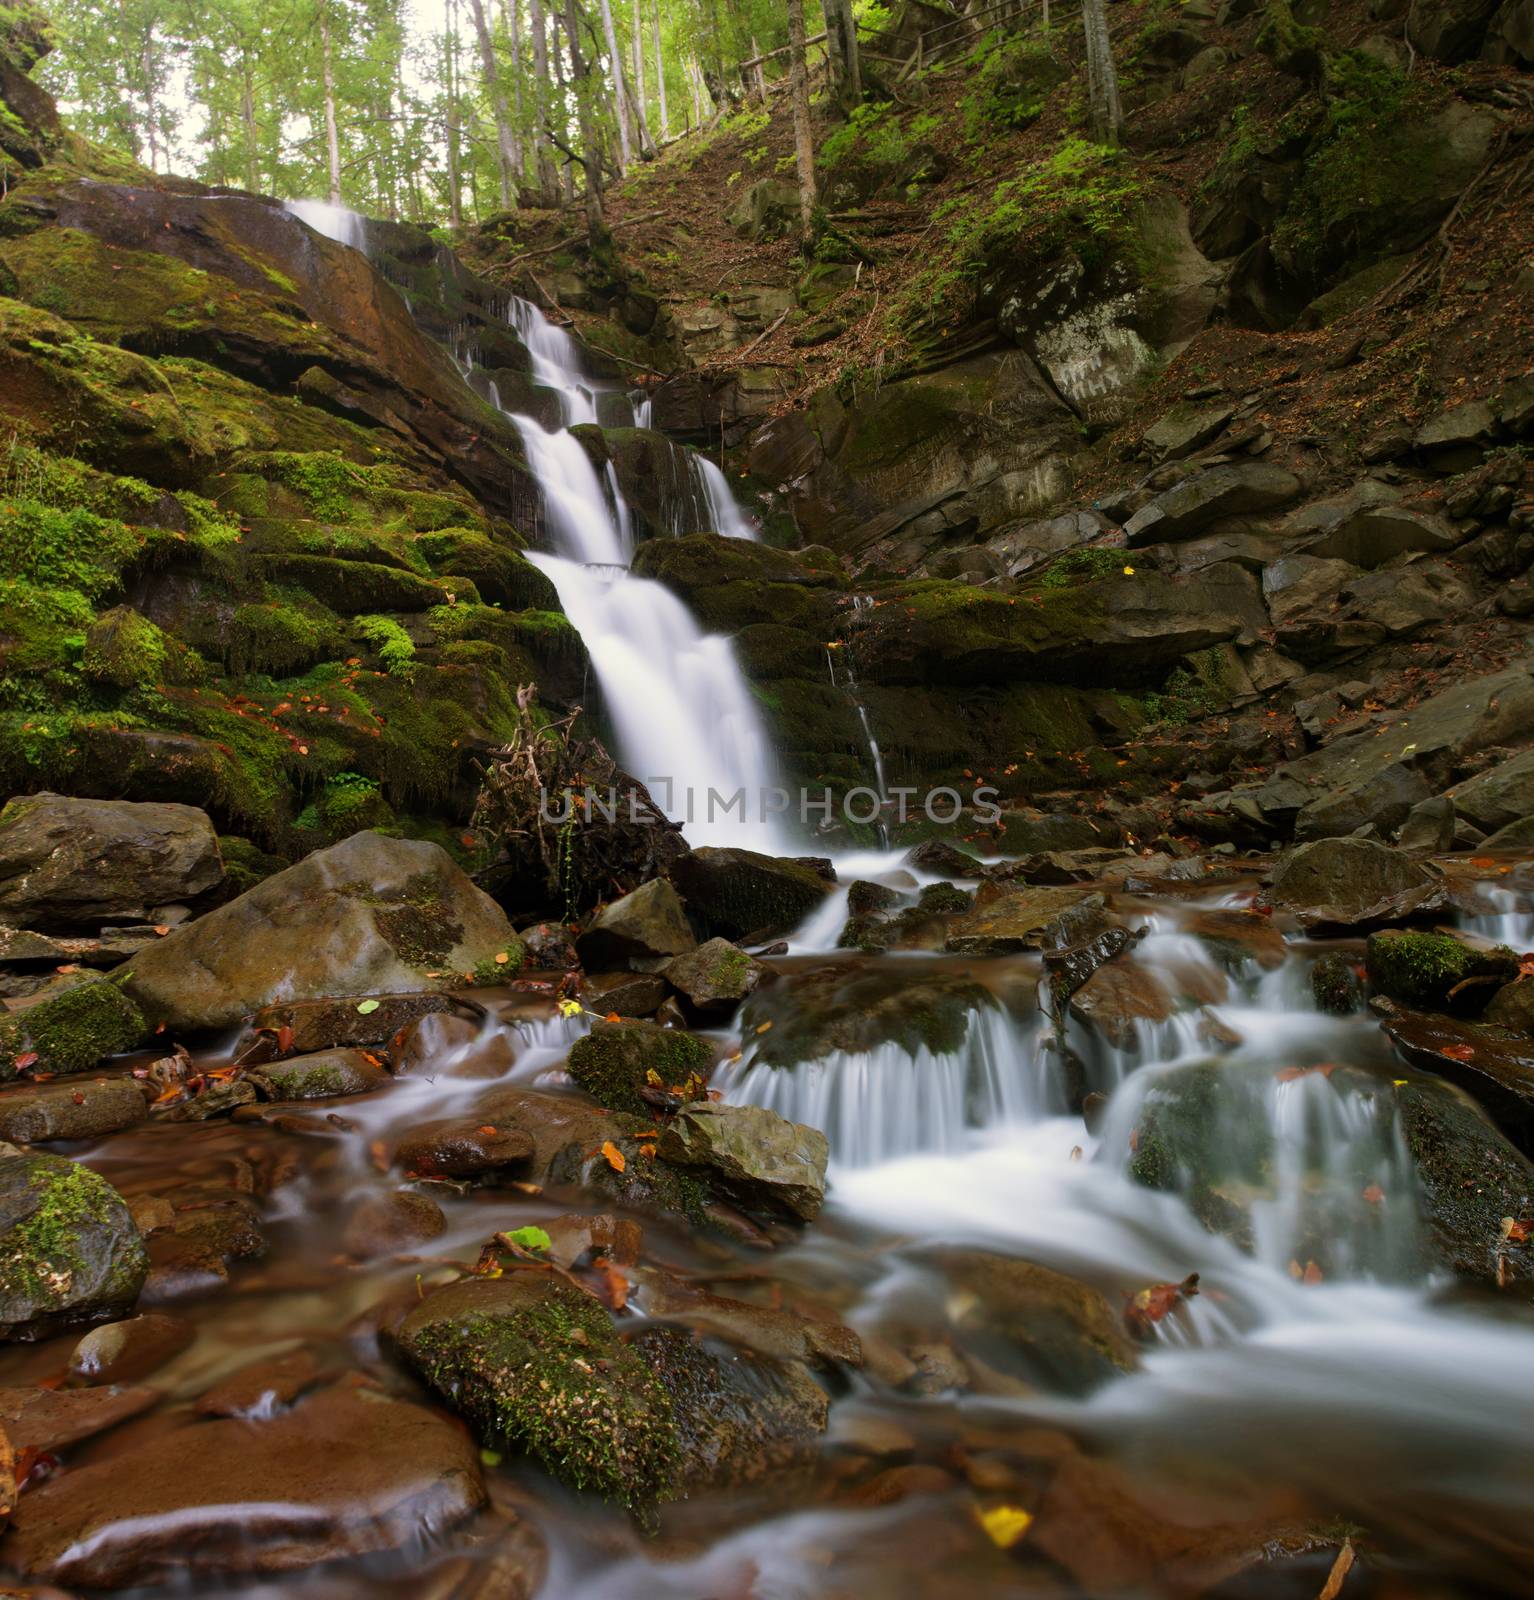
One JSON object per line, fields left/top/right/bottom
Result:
{"left": 0, "top": 1077, "right": 148, "bottom": 1143}
{"left": 1379, "top": 1002, "right": 1534, "bottom": 1153}
{"left": 1264, "top": 838, "right": 1447, "bottom": 932}
{"left": 633, "top": 1271, "right": 862, "bottom": 1367}
{"left": 662, "top": 937, "right": 766, "bottom": 1014}
{"left": 1182, "top": 908, "right": 1287, "bottom": 970}
{"left": 923, "top": 1249, "right": 1139, "bottom": 1395}
{"left": 397, "top": 1274, "right": 675, "bottom": 1509}
{"left": 658, "top": 1103, "right": 828, "bottom": 1221}
{"left": 4, "top": 1382, "right": 487, "bottom": 1586}
{"left": 631, "top": 1323, "right": 828, "bottom": 1494}
{"left": 0, "top": 793, "right": 223, "bottom": 929}
{"left": 121, "top": 832, "right": 520, "bottom": 1032}
{"left": 1069, "top": 961, "right": 1177, "bottom": 1050}
{"left": 668, "top": 847, "right": 832, "bottom": 941}
{"left": 0, "top": 979, "right": 147, "bottom": 1080}
{"left": 240, "top": 992, "right": 477, "bottom": 1058}
{"left": 741, "top": 966, "right": 996, "bottom": 1067}
{"left": 566, "top": 1020, "right": 712, "bottom": 1114}
{"left": 575, "top": 879, "right": 695, "bottom": 971}
{"left": 518, "top": 920, "right": 578, "bottom": 968}
{"left": 1398, "top": 794, "right": 1457, "bottom": 852}
{"left": 541, "top": 1211, "right": 644, "bottom": 1269}
{"left": 1486, "top": 976, "right": 1534, "bottom": 1036}
{"left": 251, "top": 1047, "right": 392, "bottom": 1102}
{"left": 68, "top": 1311, "right": 195, "bottom": 1382}
{"left": 1393, "top": 1074, "right": 1534, "bottom": 1287}
{"left": 394, "top": 1115, "right": 535, "bottom": 1180}
{"left": 1449, "top": 748, "right": 1534, "bottom": 835}
{"left": 195, "top": 1348, "right": 323, "bottom": 1417}
{"left": 944, "top": 882, "right": 1108, "bottom": 954}
{"left": 580, "top": 971, "right": 668, "bottom": 1018}
{"left": 0, "top": 1151, "right": 147, "bottom": 1340}
{"left": 1123, "top": 462, "right": 1301, "bottom": 545}
{"left": 1366, "top": 929, "right": 1518, "bottom": 1013}
{"left": 1311, "top": 951, "right": 1364, "bottom": 1014}
{"left": 0, "top": 1381, "right": 157, "bottom": 1452}
{"left": 342, "top": 1190, "right": 447, "bottom": 1258}
{"left": 1483, "top": 815, "right": 1534, "bottom": 852}
{"left": 904, "top": 840, "right": 981, "bottom": 878}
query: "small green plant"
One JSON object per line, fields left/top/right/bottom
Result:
{"left": 961, "top": 32, "right": 1067, "bottom": 140}
{"left": 1039, "top": 546, "right": 1124, "bottom": 589}
{"left": 356, "top": 613, "right": 417, "bottom": 680}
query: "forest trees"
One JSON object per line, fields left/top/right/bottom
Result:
{"left": 39, "top": 0, "right": 810, "bottom": 225}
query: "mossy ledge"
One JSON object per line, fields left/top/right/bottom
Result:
{"left": 0, "top": 977, "right": 146, "bottom": 1079}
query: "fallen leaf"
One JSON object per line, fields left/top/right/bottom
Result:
{"left": 1124, "top": 1273, "right": 1200, "bottom": 1338}
{"left": 153, "top": 924, "right": 170, "bottom": 937}
{"left": 13, "top": 1052, "right": 38, "bottom": 1071}
{"left": 1502, "top": 1216, "right": 1532, "bottom": 1244}
{"left": 1441, "top": 1042, "right": 1476, "bottom": 1062}
{"left": 356, "top": 999, "right": 381, "bottom": 1015}
{"left": 1362, "top": 1184, "right": 1385, "bottom": 1205}
{"left": 754, "top": 1020, "right": 773, "bottom": 1034}
{"left": 977, "top": 1504, "right": 1033, "bottom": 1549}
{"left": 494, "top": 950, "right": 511, "bottom": 965}
{"left": 276, "top": 1024, "right": 295, "bottom": 1055}
{"left": 600, "top": 1140, "right": 626, "bottom": 1173}
{"left": 1318, "top": 1538, "right": 1355, "bottom": 1600}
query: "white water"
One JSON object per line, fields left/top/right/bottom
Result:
{"left": 282, "top": 198, "right": 370, "bottom": 255}
{"left": 491, "top": 295, "right": 789, "bottom": 849}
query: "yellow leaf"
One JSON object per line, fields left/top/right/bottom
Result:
{"left": 494, "top": 950, "right": 510, "bottom": 965}
{"left": 755, "top": 1020, "right": 773, "bottom": 1034}
{"left": 600, "top": 1140, "right": 626, "bottom": 1173}
{"left": 557, "top": 998, "right": 584, "bottom": 1018}
{"left": 1122, "top": 565, "right": 1135, "bottom": 575}
{"left": 977, "top": 1505, "right": 1033, "bottom": 1549}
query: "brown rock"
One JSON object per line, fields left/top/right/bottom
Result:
{"left": 69, "top": 1313, "right": 196, "bottom": 1383}
{"left": 341, "top": 1190, "right": 446, "bottom": 1258}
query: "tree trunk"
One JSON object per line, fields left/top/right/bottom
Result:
{"left": 651, "top": 0, "right": 668, "bottom": 139}
{"left": 786, "top": 0, "right": 815, "bottom": 239}
{"left": 749, "top": 35, "right": 767, "bottom": 103}
{"left": 631, "top": 9, "right": 655, "bottom": 156}
{"left": 466, "top": 0, "right": 520, "bottom": 207}
{"left": 319, "top": 0, "right": 343, "bottom": 204}
{"left": 687, "top": 56, "right": 702, "bottom": 127}
{"left": 445, "top": 0, "right": 464, "bottom": 227}
{"left": 823, "top": 0, "right": 861, "bottom": 111}
{"left": 1081, "top": 0, "right": 1124, "bottom": 145}
{"left": 503, "top": 0, "right": 526, "bottom": 175}
{"left": 528, "top": 0, "right": 560, "bottom": 199}
{"left": 563, "top": 0, "right": 607, "bottom": 235}
{"left": 596, "top": 0, "right": 632, "bottom": 173}
{"left": 241, "top": 57, "right": 259, "bottom": 192}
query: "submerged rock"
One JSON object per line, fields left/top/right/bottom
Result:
{"left": 0, "top": 792, "right": 223, "bottom": 929}
{"left": 1264, "top": 838, "right": 1447, "bottom": 932}
{"left": 122, "top": 831, "right": 520, "bottom": 1032}
{"left": 0, "top": 1150, "right": 147, "bottom": 1340}
{"left": 668, "top": 847, "right": 831, "bottom": 940}
{"left": 944, "top": 881, "right": 1108, "bottom": 954}
{"left": 566, "top": 1020, "right": 713, "bottom": 1114}
{"left": 3, "top": 1382, "right": 488, "bottom": 1586}
{"left": 658, "top": 1103, "right": 828, "bottom": 1221}
{"left": 1379, "top": 1001, "right": 1534, "bottom": 1153}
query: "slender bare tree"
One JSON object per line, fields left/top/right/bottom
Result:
{"left": 787, "top": 0, "right": 815, "bottom": 238}
{"left": 651, "top": 0, "right": 668, "bottom": 139}
{"left": 467, "top": 0, "right": 519, "bottom": 206}
{"left": 318, "top": 0, "right": 343, "bottom": 204}
{"left": 1081, "top": 0, "right": 1124, "bottom": 144}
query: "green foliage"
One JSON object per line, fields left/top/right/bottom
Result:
{"left": 504, "top": 1225, "right": 551, "bottom": 1253}
{"left": 1039, "top": 547, "right": 1124, "bottom": 590}
{"left": 356, "top": 612, "right": 417, "bottom": 680}
{"left": 0, "top": 499, "right": 139, "bottom": 602}
{"left": 821, "top": 101, "right": 938, "bottom": 169}
{"left": 962, "top": 32, "right": 1066, "bottom": 140}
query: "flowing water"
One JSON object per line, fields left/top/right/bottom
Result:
{"left": 15, "top": 211, "right": 1534, "bottom": 1597}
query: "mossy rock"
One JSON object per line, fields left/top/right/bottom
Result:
{"left": 667, "top": 847, "right": 832, "bottom": 942}
{"left": 0, "top": 978, "right": 146, "bottom": 1080}
{"left": 0, "top": 1150, "right": 148, "bottom": 1340}
{"left": 397, "top": 1274, "right": 678, "bottom": 1509}
{"left": 1311, "top": 951, "right": 1363, "bottom": 1015}
{"left": 224, "top": 601, "right": 343, "bottom": 677}
{"left": 83, "top": 606, "right": 203, "bottom": 688}
{"left": 566, "top": 1020, "right": 712, "bottom": 1115}
{"left": 1365, "top": 929, "right": 1517, "bottom": 1014}
{"left": 252, "top": 1047, "right": 391, "bottom": 1101}
{"left": 414, "top": 529, "right": 554, "bottom": 610}
{"left": 216, "top": 835, "right": 289, "bottom": 897}
{"left": 256, "top": 555, "right": 446, "bottom": 615}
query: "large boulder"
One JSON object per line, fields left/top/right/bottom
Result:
{"left": 576, "top": 879, "right": 695, "bottom": 971}
{"left": 0, "top": 1078, "right": 149, "bottom": 1143}
{"left": 1264, "top": 838, "right": 1447, "bottom": 932}
{"left": 0, "top": 794, "right": 223, "bottom": 928}
{"left": 1407, "top": 0, "right": 1501, "bottom": 60}
{"left": 0, "top": 1151, "right": 148, "bottom": 1340}
{"left": 565, "top": 1020, "right": 712, "bottom": 1114}
{"left": 1366, "top": 930, "right": 1518, "bottom": 1013}
{"left": 658, "top": 1103, "right": 829, "bottom": 1221}
{"left": 3, "top": 1382, "right": 488, "bottom": 1587}
{"left": 1449, "top": 749, "right": 1534, "bottom": 834}
{"left": 668, "top": 848, "right": 831, "bottom": 941}
{"left": 1123, "top": 462, "right": 1301, "bottom": 545}
{"left": 121, "top": 832, "right": 520, "bottom": 1032}
{"left": 0, "top": 978, "right": 147, "bottom": 1079}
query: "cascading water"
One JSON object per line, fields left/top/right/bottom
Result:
{"left": 826, "top": 596, "right": 891, "bottom": 845}
{"left": 282, "top": 198, "right": 371, "bottom": 255}
{"left": 488, "top": 293, "right": 791, "bottom": 850}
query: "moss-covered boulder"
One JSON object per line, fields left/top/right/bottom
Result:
{"left": 566, "top": 1020, "right": 712, "bottom": 1115}
{"left": 661, "top": 937, "right": 766, "bottom": 1014}
{"left": 1366, "top": 929, "right": 1518, "bottom": 1013}
{"left": 667, "top": 848, "right": 831, "bottom": 942}
{"left": 0, "top": 979, "right": 146, "bottom": 1079}
{"left": 1311, "top": 951, "right": 1363, "bottom": 1015}
{"left": 250, "top": 1047, "right": 393, "bottom": 1102}
{"left": 0, "top": 1151, "right": 148, "bottom": 1340}
{"left": 121, "top": 831, "right": 519, "bottom": 1032}
{"left": 397, "top": 1274, "right": 678, "bottom": 1510}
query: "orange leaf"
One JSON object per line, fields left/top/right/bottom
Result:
{"left": 276, "top": 1024, "right": 295, "bottom": 1055}
{"left": 494, "top": 950, "right": 510, "bottom": 965}
{"left": 153, "top": 924, "right": 170, "bottom": 937}
{"left": 1362, "top": 1183, "right": 1385, "bottom": 1205}
{"left": 1441, "top": 1042, "right": 1476, "bottom": 1062}
{"left": 605, "top": 1011, "right": 621, "bottom": 1023}
{"left": 600, "top": 1140, "right": 626, "bottom": 1173}
{"left": 55, "top": 963, "right": 79, "bottom": 975}
{"left": 1502, "top": 1216, "right": 1532, "bottom": 1244}
{"left": 477, "top": 1125, "right": 498, "bottom": 1137}
{"left": 13, "top": 1052, "right": 37, "bottom": 1071}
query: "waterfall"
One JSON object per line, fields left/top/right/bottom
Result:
{"left": 283, "top": 198, "right": 370, "bottom": 256}
{"left": 491, "top": 295, "right": 790, "bottom": 851}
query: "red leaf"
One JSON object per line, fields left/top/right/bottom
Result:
{"left": 1441, "top": 1042, "right": 1476, "bottom": 1062}
{"left": 1124, "top": 1273, "right": 1200, "bottom": 1338}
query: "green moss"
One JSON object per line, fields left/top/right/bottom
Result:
{"left": 567, "top": 1022, "right": 712, "bottom": 1114}
{"left": 0, "top": 498, "right": 140, "bottom": 600}
{"left": 961, "top": 33, "right": 1068, "bottom": 139}
{"left": 226, "top": 601, "right": 340, "bottom": 677}
{"left": 469, "top": 944, "right": 526, "bottom": 983}
{"left": 1039, "top": 547, "right": 1123, "bottom": 590}
{"left": 1365, "top": 930, "right": 1516, "bottom": 1012}
{"left": 0, "top": 978, "right": 146, "bottom": 1079}
{"left": 356, "top": 613, "right": 416, "bottom": 681}
{"left": 217, "top": 833, "right": 288, "bottom": 896}
{"left": 0, "top": 1157, "right": 142, "bottom": 1307}
{"left": 83, "top": 606, "right": 203, "bottom": 688}
{"left": 261, "top": 1059, "right": 346, "bottom": 1098}
{"left": 406, "top": 1284, "right": 678, "bottom": 1509}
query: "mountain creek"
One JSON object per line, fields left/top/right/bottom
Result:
{"left": 6, "top": 0, "right": 1534, "bottom": 1593}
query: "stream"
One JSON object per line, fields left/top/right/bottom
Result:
{"left": 2, "top": 205, "right": 1532, "bottom": 1597}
